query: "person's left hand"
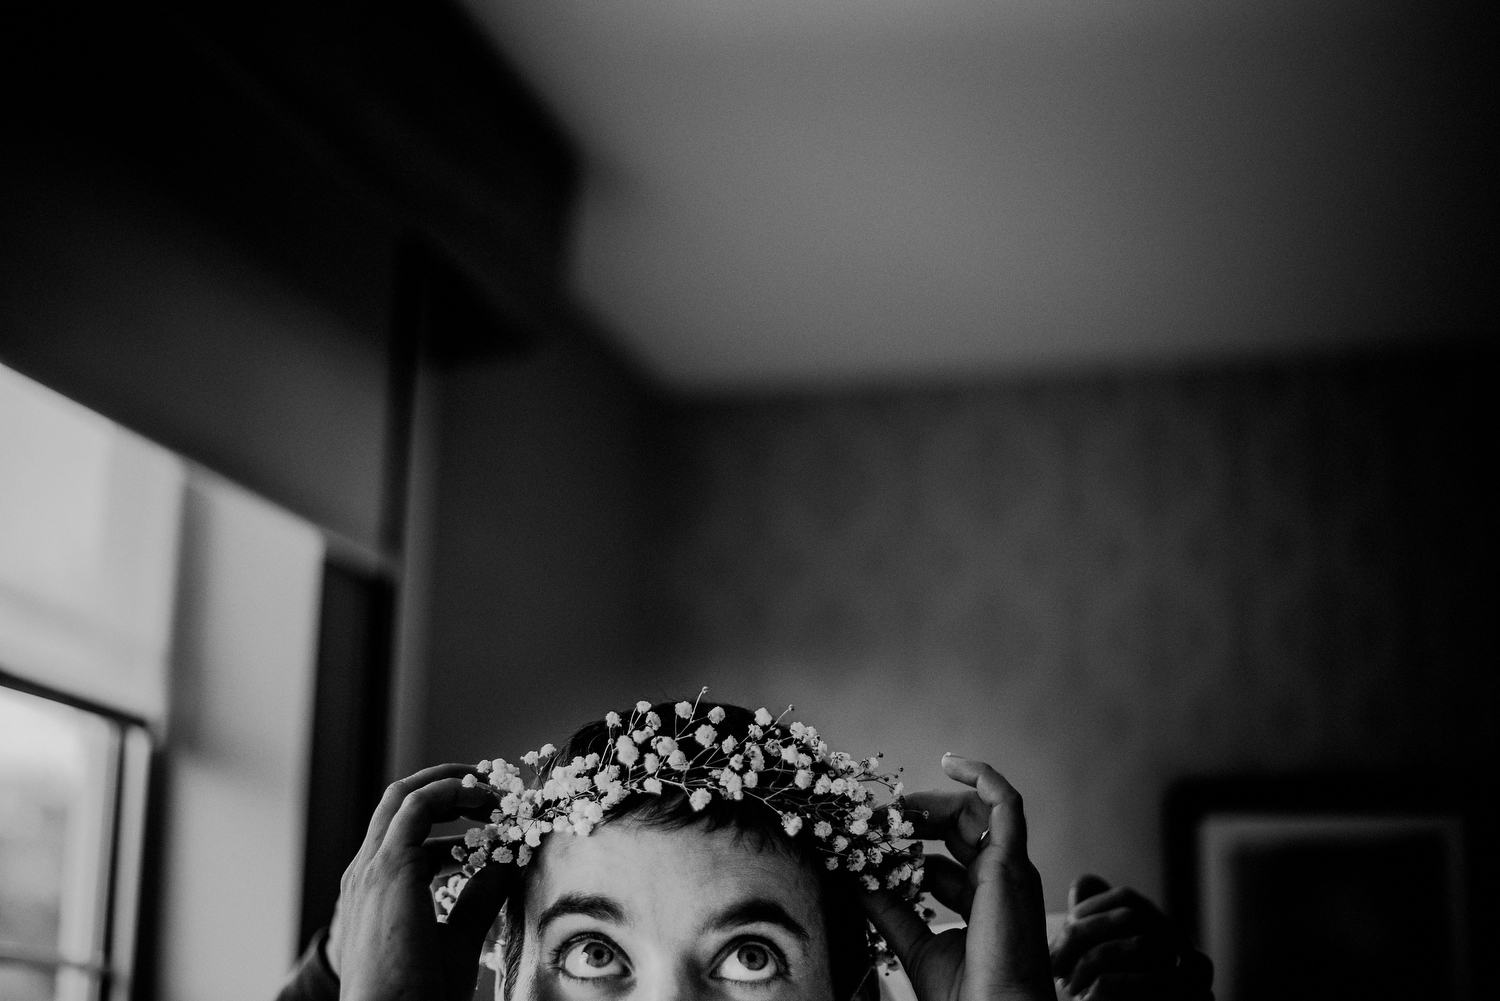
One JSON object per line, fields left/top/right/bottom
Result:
{"left": 860, "top": 753, "right": 1054, "bottom": 1001}
{"left": 1048, "top": 875, "right": 1214, "bottom": 1000}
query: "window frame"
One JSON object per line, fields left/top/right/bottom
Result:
{"left": 0, "top": 666, "right": 154, "bottom": 1001}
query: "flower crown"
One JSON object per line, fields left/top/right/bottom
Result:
{"left": 443, "top": 690, "right": 926, "bottom": 910}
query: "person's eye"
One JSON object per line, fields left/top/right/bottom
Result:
{"left": 559, "top": 936, "right": 630, "bottom": 980}
{"left": 713, "top": 940, "right": 783, "bottom": 983}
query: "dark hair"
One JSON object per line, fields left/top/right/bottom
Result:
{"left": 500, "top": 700, "right": 877, "bottom": 1001}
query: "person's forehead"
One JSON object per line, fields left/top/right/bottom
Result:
{"left": 530, "top": 820, "right": 824, "bottom": 927}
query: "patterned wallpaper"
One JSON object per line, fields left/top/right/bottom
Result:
{"left": 639, "top": 346, "right": 1494, "bottom": 911}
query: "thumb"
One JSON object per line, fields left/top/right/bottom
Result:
{"left": 1067, "top": 874, "right": 1110, "bottom": 913}
{"left": 441, "top": 864, "right": 513, "bottom": 974}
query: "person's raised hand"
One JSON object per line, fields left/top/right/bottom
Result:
{"left": 1048, "top": 875, "right": 1214, "bottom": 1000}
{"left": 860, "top": 753, "right": 1053, "bottom": 1001}
{"left": 326, "top": 763, "right": 514, "bottom": 1001}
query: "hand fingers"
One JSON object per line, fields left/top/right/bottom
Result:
{"left": 919, "top": 854, "right": 973, "bottom": 918}
{"left": 1050, "top": 907, "right": 1149, "bottom": 976}
{"left": 442, "top": 862, "right": 514, "bottom": 958}
{"left": 1064, "top": 936, "right": 1161, "bottom": 998}
{"left": 858, "top": 889, "right": 935, "bottom": 974}
{"left": 1079, "top": 970, "right": 1150, "bottom": 1001}
{"left": 940, "top": 753, "right": 1027, "bottom": 859}
{"left": 1071, "top": 885, "right": 1163, "bottom": 923}
{"left": 901, "top": 790, "right": 990, "bottom": 864}
{"left": 384, "top": 777, "right": 498, "bottom": 852}
{"left": 362, "top": 764, "right": 481, "bottom": 854}
{"left": 1068, "top": 874, "right": 1111, "bottom": 911}
{"left": 423, "top": 835, "right": 472, "bottom": 874}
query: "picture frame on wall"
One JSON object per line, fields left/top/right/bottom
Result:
{"left": 1163, "top": 777, "right": 1472, "bottom": 1001}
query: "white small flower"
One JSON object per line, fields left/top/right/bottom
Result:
{"left": 833, "top": 836, "right": 849, "bottom": 852}
{"left": 643, "top": 753, "right": 661, "bottom": 774}
{"left": 813, "top": 821, "right": 833, "bottom": 839}
{"left": 862, "top": 875, "right": 879, "bottom": 891}
{"left": 695, "top": 724, "right": 717, "bottom": 747}
{"left": 813, "top": 775, "right": 832, "bottom": 795}
{"left": 887, "top": 808, "right": 903, "bottom": 829}
{"left": 476, "top": 759, "right": 492, "bottom": 774}
{"left": 675, "top": 701, "right": 693, "bottom": 718}
{"left": 605, "top": 711, "right": 622, "bottom": 728}
{"left": 525, "top": 827, "right": 542, "bottom": 847}
{"left": 521, "top": 751, "right": 540, "bottom": 767}
{"left": 850, "top": 819, "right": 868, "bottom": 835}
{"left": 720, "top": 735, "right": 738, "bottom": 753}
{"left": 790, "top": 722, "right": 806, "bottom": 738}
{"left": 644, "top": 777, "right": 663, "bottom": 794}
{"left": 633, "top": 729, "right": 651, "bottom": 744}
{"left": 646, "top": 712, "right": 662, "bottom": 728}
{"left": 755, "top": 708, "right": 773, "bottom": 726}
{"left": 636, "top": 700, "right": 652, "bottom": 713}
{"left": 742, "top": 770, "right": 759, "bottom": 789}
{"left": 782, "top": 814, "right": 803, "bottom": 836}
{"left": 668, "top": 750, "right": 689, "bottom": 770}
{"left": 747, "top": 746, "right": 766, "bottom": 771}
{"left": 585, "top": 753, "right": 601, "bottom": 769}
{"left": 653, "top": 736, "right": 677, "bottom": 757}
{"left": 825, "top": 857, "right": 839, "bottom": 870}
{"left": 848, "top": 849, "right": 866, "bottom": 871}
{"left": 491, "top": 846, "right": 513, "bottom": 864}
{"left": 615, "top": 736, "right": 640, "bottom": 767}
{"left": 892, "top": 781, "right": 904, "bottom": 797}
{"left": 728, "top": 754, "right": 745, "bottom": 770}
{"left": 720, "top": 770, "right": 744, "bottom": 799}
{"left": 748, "top": 724, "right": 764, "bottom": 739}
{"left": 781, "top": 744, "right": 800, "bottom": 763}
{"left": 794, "top": 769, "right": 813, "bottom": 789}
{"left": 689, "top": 789, "right": 712, "bottom": 811}
{"left": 708, "top": 706, "right": 726, "bottom": 724}
{"left": 518, "top": 845, "right": 534, "bottom": 866}
{"left": 910, "top": 867, "right": 924, "bottom": 886}
{"left": 461, "top": 773, "right": 478, "bottom": 788}
{"left": 538, "top": 744, "right": 556, "bottom": 757}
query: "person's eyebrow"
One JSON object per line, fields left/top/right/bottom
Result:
{"left": 705, "top": 899, "right": 811, "bottom": 943}
{"left": 537, "top": 892, "right": 628, "bottom": 934}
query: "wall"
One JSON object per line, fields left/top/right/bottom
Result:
{"left": 415, "top": 332, "right": 667, "bottom": 768}
{"left": 640, "top": 345, "right": 1495, "bottom": 913}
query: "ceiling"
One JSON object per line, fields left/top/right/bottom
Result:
{"left": 464, "top": 0, "right": 1490, "bottom": 390}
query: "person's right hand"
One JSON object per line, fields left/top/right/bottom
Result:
{"left": 326, "top": 763, "right": 513, "bottom": 1001}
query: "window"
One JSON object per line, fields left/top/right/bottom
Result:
{"left": 0, "top": 675, "right": 151, "bottom": 1001}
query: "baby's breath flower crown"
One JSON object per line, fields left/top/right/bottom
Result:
{"left": 451, "top": 689, "right": 925, "bottom": 898}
